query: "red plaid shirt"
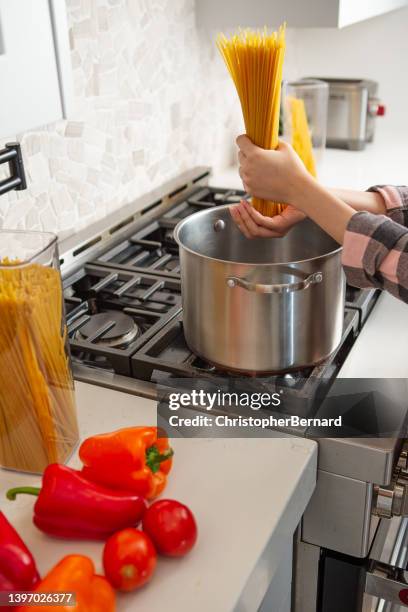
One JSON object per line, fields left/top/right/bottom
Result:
{"left": 342, "top": 185, "right": 408, "bottom": 303}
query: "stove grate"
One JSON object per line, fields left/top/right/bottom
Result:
{"left": 64, "top": 265, "right": 181, "bottom": 375}
{"left": 131, "top": 309, "right": 359, "bottom": 387}
{"left": 91, "top": 186, "right": 248, "bottom": 277}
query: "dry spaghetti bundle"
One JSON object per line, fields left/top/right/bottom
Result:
{"left": 0, "top": 262, "right": 79, "bottom": 473}
{"left": 217, "top": 26, "right": 286, "bottom": 217}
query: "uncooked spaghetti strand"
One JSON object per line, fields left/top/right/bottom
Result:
{"left": 0, "top": 262, "right": 78, "bottom": 473}
{"left": 217, "top": 26, "right": 286, "bottom": 217}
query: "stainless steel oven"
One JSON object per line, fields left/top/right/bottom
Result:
{"left": 294, "top": 441, "right": 408, "bottom": 612}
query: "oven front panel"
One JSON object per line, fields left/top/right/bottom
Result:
{"left": 302, "top": 469, "right": 378, "bottom": 558}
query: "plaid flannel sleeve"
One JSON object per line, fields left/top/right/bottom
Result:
{"left": 342, "top": 185, "right": 408, "bottom": 303}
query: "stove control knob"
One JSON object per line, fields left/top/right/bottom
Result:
{"left": 373, "top": 484, "right": 404, "bottom": 518}
{"left": 397, "top": 440, "right": 408, "bottom": 472}
{"left": 368, "top": 98, "right": 386, "bottom": 117}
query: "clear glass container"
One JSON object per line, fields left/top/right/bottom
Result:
{"left": 0, "top": 230, "right": 79, "bottom": 473}
{"left": 282, "top": 79, "right": 329, "bottom": 170}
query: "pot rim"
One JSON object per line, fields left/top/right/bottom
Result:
{"left": 174, "top": 204, "right": 342, "bottom": 267}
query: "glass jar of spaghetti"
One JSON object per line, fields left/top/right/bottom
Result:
{"left": 282, "top": 78, "right": 329, "bottom": 173}
{"left": 0, "top": 231, "right": 79, "bottom": 473}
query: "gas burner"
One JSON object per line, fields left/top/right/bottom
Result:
{"left": 190, "top": 356, "right": 217, "bottom": 372}
{"left": 64, "top": 267, "right": 182, "bottom": 375}
{"left": 191, "top": 358, "right": 274, "bottom": 378}
{"left": 77, "top": 311, "right": 140, "bottom": 348}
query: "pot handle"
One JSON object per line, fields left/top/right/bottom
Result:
{"left": 226, "top": 271, "right": 323, "bottom": 294}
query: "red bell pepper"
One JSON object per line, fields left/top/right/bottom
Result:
{"left": 0, "top": 511, "right": 40, "bottom": 592}
{"left": 6, "top": 464, "right": 146, "bottom": 540}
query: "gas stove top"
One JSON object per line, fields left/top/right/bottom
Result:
{"left": 61, "top": 167, "right": 379, "bottom": 396}
{"left": 91, "top": 186, "right": 250, "bottom": 278}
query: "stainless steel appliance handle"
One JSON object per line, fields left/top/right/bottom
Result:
{"left": 226, "top": 271, "right": 323, "bottom": 294}
{"left": 366, "top": 515, "right": 408, "bottom": 609}
{"left": 366, "top": 569, "right": 408, "bottom": 608}
{"left": 374, "top": 442, "right": 408, "bottom": 519}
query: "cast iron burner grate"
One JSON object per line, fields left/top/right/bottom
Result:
{"left": 92, "top": 218, "right": 181, "bottom": 277}
{"left": 64, "top": 265, "right": 181, "bottom": 375}
{"left": 131, "top": 309, "right": 360, "bottom": 418}
{"left": 131, "top": 309, "right": 359, "bottom": 391}
{"left": 345, "top": 286, "right": 379, "bottom": 328}
{"left": 92, "top": 186, "right": 248, "bottom": 278}
{"left": 160, "top": 186, "right": 249, "bottom": 222}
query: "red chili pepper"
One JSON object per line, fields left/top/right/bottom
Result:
{"left": 0, "top": 511, "right": 40, "bottom": 595}
{"left": 6, "top": 464, "right": 146, "bottom": 540}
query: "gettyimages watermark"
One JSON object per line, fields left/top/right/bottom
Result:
{"left": 168, "top": 389, "right": 282, "bottom": 411}
{"left": 167, "top": 412, "right": 343, "bottom": 430}
{"left": 157, "top": 378, "right": 408, "bottom": 439}
{"left": 166, "top": 390, "right": 342, "bottom": 429}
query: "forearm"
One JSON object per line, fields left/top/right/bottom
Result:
{"left": 295, "top": 177, "right": 356, "bottom": 244}
{"left": 328, "top": 187, "right": 386, "bottom": 215}
{"left": 342, "top": 212, "right": 408, "bottom": 302}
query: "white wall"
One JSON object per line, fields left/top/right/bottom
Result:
{"left": 285, "top": 6, "right": 408, "bottom": 134}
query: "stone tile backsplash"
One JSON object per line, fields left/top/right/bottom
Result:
{"left": 0, "top": 0, "right": 241, "bottom": 238}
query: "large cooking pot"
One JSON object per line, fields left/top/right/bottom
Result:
{"left": 174, "top": 204, "right": 345, "bottom": 373}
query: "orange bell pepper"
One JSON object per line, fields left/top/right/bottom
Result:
{"left": 18, "top": 555, "right": 115, "bottom": 612}
{"left": 79, "top": 426, "right": 173, "bottom": 500}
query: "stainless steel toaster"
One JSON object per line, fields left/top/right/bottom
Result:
{"left": 309, "top": 78, "right": 385, "bottom": 150}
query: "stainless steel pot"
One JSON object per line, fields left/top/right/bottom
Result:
{"left": 174, "top": 204, "right": 345, "bottom": 373}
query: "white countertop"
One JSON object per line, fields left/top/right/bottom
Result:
{"left": 339, "top": 292, "right": 408, "bottom": 378}
{"left": 211, "top": 130, "right": 408, "bottom": 378}
{"left": 0, "top": 381, "right": 317, "bottom": 612}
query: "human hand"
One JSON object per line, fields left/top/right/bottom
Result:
{"left": 236, "top": 134, "right": 312, "bottom": 205}
{"left": 229, "top": 199, "right": 306, "bottom": 238}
